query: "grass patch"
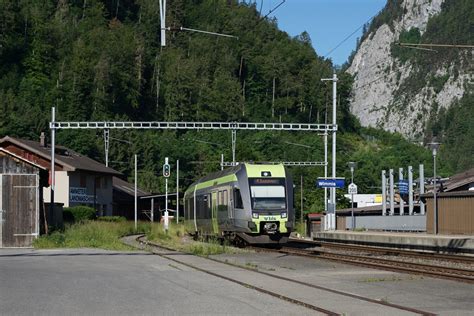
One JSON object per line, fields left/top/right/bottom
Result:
{"left": 294, "top": 221, "right": 307, "bottom": 236}
{"left": 34, "top": 219, "right": 246, "bottom": 256}
{"left": 34, "top": 221, "right": 152, "bottom": 251}
{"left": 146, "top": 223, "right": 245, "bottom": 256}
{"left": 358, "top": 276, "right": 404, "bottom": 283}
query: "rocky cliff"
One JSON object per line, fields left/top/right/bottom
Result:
{"left": 347, "top": 0, "right": 472, "bottom": 140}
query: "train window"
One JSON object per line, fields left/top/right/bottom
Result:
{"left": 223, "top": 190, "right": 228, "bottom": 206}
{"left": 234, "top": 188, "right": 243, "bottom": 209}
{"left": 250, "top": 185, "right": 286, "bottom": 210}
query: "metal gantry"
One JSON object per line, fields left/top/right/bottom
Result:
{"left": 50, "top": 121, "right": 336, "bottom": 132}
{"left": 221, "top": 161, "right": 327, "bottom": 167}
{"left": 49, "top": 107, "right": 337, "bottom": 220}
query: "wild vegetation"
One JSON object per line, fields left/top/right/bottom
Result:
{"left": 1, "top": 0, "right": 458, "bottom": 216}
{"left": 34, "top": 220, "right": 243, "bottom": 255}
{"left": 33, "top": 220, "right": 145, "bottom": 250}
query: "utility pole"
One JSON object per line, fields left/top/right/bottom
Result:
{"left": 50, "top": 107, "right": 56, "bottom": 233}
{"left": 321, "top": 73, "right": 338, "bottom": 230}
{"left": 104, "top": 129, "right": 109, "bottom": 167}
{"left": 231, "top": 129, "right": 237, "bottom": 166}
{"left": 382, "top": 170, "right": 386, "bottom": 216}
{"left": 419, "top": 164, "right": 425, "bottom": 215}
{"left": 300, "top": 175, "right": 303, "bottom": 225}
{"left": 176, "top": 159, "right": 179, "bottom": 224}
{"left": 389, "top": 169, "right": 394, "bottom": 216}
{"left": 408, "top": 166, "right": 414, "bottom": 215}
{"left": 399, "top": 168, "right": 404, "bottom": 215}
{"left": 324, "top": 132, "right": 328, "bottom": 213}
{"left": 159, "top": 0, "right": 166, "bottom": 47}
{"left": 134, "top": 154, "right": 137, "bottom": 231}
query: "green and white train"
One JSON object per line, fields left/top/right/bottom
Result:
{"left": 183, "top": 163, "right": 294, "bottom": 244}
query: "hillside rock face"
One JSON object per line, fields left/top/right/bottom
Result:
{"left": 347, "top": 0, "right": 470, "bottom": 139}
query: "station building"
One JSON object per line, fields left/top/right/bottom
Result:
{"left": 0, "top": 135, "right": 121, "bottom": 216}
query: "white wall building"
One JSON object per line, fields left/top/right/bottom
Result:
{"left": 1, "top": 136, "right": 121, "bottom": 216}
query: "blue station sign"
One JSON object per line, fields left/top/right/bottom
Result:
{"left": 398, "top": 180, "right": 409, "bottom": 195}
{"left": 316, "top": 178, "right": 345, "bottom": 188}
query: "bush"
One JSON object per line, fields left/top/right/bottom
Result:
{"left": 96, "top": 216, "right": 126, "bottom": 222}
{"left": 63, "top": 206, "right": 96, "bottom": 223}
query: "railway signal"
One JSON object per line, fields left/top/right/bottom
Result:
{"left": 163, "top": 162, "right": 171, "bottom": 178}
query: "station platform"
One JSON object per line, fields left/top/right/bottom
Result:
{"left": 313, "top": 231, "right": 474, "bottom": 254}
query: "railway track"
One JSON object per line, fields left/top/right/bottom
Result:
{"left": 290, "top": 238, "right": 474, "bottom": 265}
{"left": 253, "top": 241, "right": 474, "bottom": 284}
{"left": 126, "top": 234, "right": 436, "bottom": 315}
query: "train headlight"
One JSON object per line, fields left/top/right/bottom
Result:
{"left": 252, "top": 213, "right": 259, "bottom": 219}
{"left": 281, "top": 212, "right": 287, "bottom": 218}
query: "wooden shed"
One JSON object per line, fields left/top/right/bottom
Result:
{"left": 0, "top": 148, "right": 45, "bottom": 247}
{"left": 424, "top": 191, "right": 474, "bottom": 235}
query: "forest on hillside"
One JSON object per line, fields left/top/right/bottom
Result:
{"left": 0, "top": 0, "right": 443, "bottom": 215}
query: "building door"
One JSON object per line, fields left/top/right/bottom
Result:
{"left": 1, "top": 174, "right": 39, "bottom": 248}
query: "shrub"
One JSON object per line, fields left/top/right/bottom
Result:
{"left": 63, "top": 206, "right": 96, "bottom": 223}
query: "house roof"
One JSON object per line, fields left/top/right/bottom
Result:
{"left": 0, "top": 148, "right": 47, "bottom": 170}
{"left": 444, "top": 168, "right": 474, "bottom": 192}
{"left": 113, "top": 176, "right": 150, "bottom": 197}
{"left": 0, "top": 136, "right": 121, "bottom": 176}
{"left": 421, "top": 190, "right": 474, "bottom": 199}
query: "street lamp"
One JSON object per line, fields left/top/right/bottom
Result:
{"left": 348, "top": 162, "right": 357, "bottom": 231}
{"left": 428, "top": 142, "right": 440, "bottom": 234}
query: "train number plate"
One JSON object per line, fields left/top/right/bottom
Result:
{"left": 263, "top": 216, "right": 277, "bottom": 221}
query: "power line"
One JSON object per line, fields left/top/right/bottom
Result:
{"left": 324, "top": 10, "right": 380, "bottom": 59}
{"left": 261, "top": 0, "right": 286, "bottom": 20}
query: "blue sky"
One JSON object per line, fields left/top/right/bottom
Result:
{"left": 262, "top": 0, "right": 387, "bottom": 65}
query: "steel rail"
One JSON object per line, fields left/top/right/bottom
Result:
{"left": 255, "top": 246, "right": 474, "bottom": 284}
{"left": 133, "top": 235, "right": 435, "bottom": 316}
{"left": 289, "top": 239, "right": 474, "bottom": 264}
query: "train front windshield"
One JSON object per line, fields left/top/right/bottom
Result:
{"left": 249, "top": 178, "right": 286, "bottom": 210}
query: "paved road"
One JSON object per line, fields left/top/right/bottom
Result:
{"left": 1, "top": 247, "right": 473, "bottom": 315}
{"left": 0, "top": 248, "right": 316, "bottom": 315}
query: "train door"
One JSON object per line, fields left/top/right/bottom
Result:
{"left": 211, "top": 191, "right": 218, "bottom": 234}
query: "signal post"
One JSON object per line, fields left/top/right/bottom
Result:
{"left": 163, "top": 157, "right": 171, "bottom": 232}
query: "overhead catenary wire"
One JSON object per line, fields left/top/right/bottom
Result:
{"left": 261, "top": 0, "right": 286, "bottom": 20}
{"left": 168, "top": 26, "right": 239, "bottom": 40}
{"left": 352, "top": 40, "right": 472, "bottom": 91}
{"left": 397, "top": 43, "right": 474, "bottom": 49}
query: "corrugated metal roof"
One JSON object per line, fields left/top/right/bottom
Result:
{"left": 0, "top": 136, "right": 121, "bottom": 176}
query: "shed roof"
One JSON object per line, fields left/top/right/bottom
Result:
{"left": 444, "top": 168, "right": 474, "bottom": 192}
{"left": 113, "top": 177, "right": 150, "bottom": 197}
{"left": 0, "top": 136, "right": 121, "bottom": 176}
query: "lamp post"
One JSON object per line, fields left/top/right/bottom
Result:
{"left": 429, "top": 142, "right": 440, "bottom": 234}
{"left": 348, "top": 162, "right": 356, "bottom": 230}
